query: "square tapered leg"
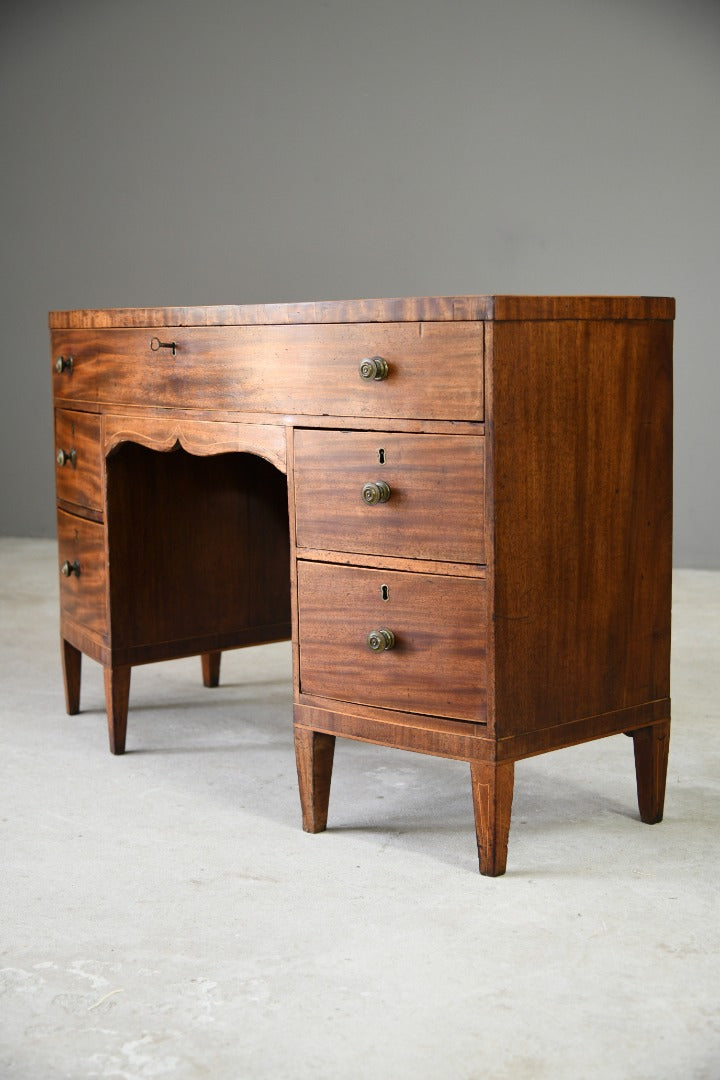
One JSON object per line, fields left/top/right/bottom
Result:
{"left": 470, "top": 760, "right": 515, "bottom": 876}
{"left": 61, "top": 638, "right": 82, "bottom": 715}
{"left": 201, "top": 651, "right": 222, "bottom": 688}
{"left": 629, "top": 719, "right": 671, "bottom": 824}
{"left": 104, "top": 665, "right": 131, "bottom": 755}
{"left": 294, "top": 727, "right": 336, "bottom": 833}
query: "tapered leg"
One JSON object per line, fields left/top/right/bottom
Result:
{"left": 470, "top": 760, "right": 515, "bottom": 876}
{"left": 61, "top": 639, "right": 82, "bottom": 715}
{"left": 104, "top": 665, "right": 131, "bottom": 755}
{"left": 294, "top": 727, "right": 336, "bottom": 833}
{"left": 201, "top": 651, "right": 221, "bottom": 688}
{"left": 629, "top": 719, "right": 670, "bottom": 824}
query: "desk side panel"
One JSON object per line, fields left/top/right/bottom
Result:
{"left": 489, "top": 317, "right": 673, "bottom": 740}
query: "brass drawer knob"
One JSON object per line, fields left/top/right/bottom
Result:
{"left": 56, "top": 448, "right": 77, "bottom": 468}
{"left": 61, "top": 560, "right": 81, "bottom": 578}
{"left": 361, "top": 480, "right": 391, "bottom": 505}
{"left": 359, "top": 356, "right": 389, "bottom": 381}
{"left": 367, "top": 628, "right": 395, "bottom": 652}
{"left": 55, "top": 355, "right": 74, "bottom": 374}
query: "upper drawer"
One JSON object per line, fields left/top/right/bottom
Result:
{"left": 54, "top": 409, "right": 102, "bottom": 512}
{"left": 50, "top": 323, "right": 484, "bottom": 421}
{"left": 294, "top": 429, "right": 485, "bottom": 564}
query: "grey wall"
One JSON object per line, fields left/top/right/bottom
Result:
{"left": 2, "top": 0, "right": 718, "bottom": 566}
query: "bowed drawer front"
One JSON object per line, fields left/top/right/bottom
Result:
{"left": 297, "top": 561, "right": 488, "bottom": 721}
{"left": 293, "top": 429, "right": 486, "bottom": 564}
{"left": 56, "top": 509, "right": 108, "bottom": 640}
{"left": 54, "top": 409, "right": 103, "bottom": 512}
{"left": 51, "top": 322, "right": 484, "bottom": 421}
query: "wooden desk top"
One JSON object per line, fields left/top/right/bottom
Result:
{"left": 49, "top": 295, "right": 675, "bottom": 329}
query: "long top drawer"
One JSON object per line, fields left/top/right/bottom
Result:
{"left": 51, "top": 323, "right": 484, "bottom": 422}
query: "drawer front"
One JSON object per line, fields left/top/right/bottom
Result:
{"left": 54, "top": 410, "right": 102, "bottom": 511}
{"left": 294, "top": 429, "right": 485, "bottom": 564}
{"left": 57, "top": 510, "right": 107, "bottom": 639}
{"left": 51, "top": 323, "right": 484, "bottom": 421}
{"left": 51, "top": 334, "right": 99, "bottom": 401}
{"left": 297, "top": 562, "right": 487, "bottom": 721}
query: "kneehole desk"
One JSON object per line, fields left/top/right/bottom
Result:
{"left": 50, "top": 295, "right": 674, "bottom": 876}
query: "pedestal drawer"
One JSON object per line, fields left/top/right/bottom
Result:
{"left": 50, "top": 322, "right": 484, "bottom": 421}
{"left": 51, "top": 336, "right": 98, "bottom": 401}
{"left": 294, "top": 429, "right": 485, "bottom": 564}
{"left": 57, "top": 509, "right": 108, "bottom": 638}
{"left": 54, "top": 410, "right": 102, "bottom": 511}
{"left": 297, "top": 562, "right": 487, "bottom": 722}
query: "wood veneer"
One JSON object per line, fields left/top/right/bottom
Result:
{"left": 297, "top": 561, "right": 488, "bottom": 720}
{"left": 51, "top": 322, "right": 484, "bottom": 421}
{"left": 488, "top": 317, "right": 673, "bottom": 737}
{"left": 49, "top": 294, "right": 674, "bottom": 328}
{"left": 294, "top": 429, "right": 485, "bottom": 563}
{"left": 50, "top": 295, "right": 674, "bottom": 875}
{"left": 54, "top": 410, "right": 102, "bottom": 511}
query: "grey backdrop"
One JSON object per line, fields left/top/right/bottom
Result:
{"left": 2, "top": 0, "right": 718, "bottom": 566}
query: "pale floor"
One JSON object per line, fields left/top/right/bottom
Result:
{"left": 1, "top": 537, "right": 718, "bottom": 1080}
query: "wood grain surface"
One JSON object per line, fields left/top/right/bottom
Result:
{"left": 294, "top": 728, "right": 336, "bottom": 832}
{"left": 470, "top": 760, "right": 515, "bottom": 876}
{"left": 51, "top": 322, "right": 484, "bottom": 422}
{"left": 106, "top": 445, "right": 291, "bottom": 652}
{"left": 297, "top": 561, "right": 487, "bottom": 721}
{"left": 54, "top": 409, "right": 103, "bottom": 511}
{"left": 488, "top": 317, "right": 673, "bottom": 737}
{"left": 103, "top": 414, "right": 287, "bottom": 473}
{"left": 56, "top": 509, "right": 108, "bottom": 640}
{"left": 49, "top": 295, "right": 675, "bottom": 329}
{"left": 293, "top": 428, "right": 485, "bottom": 563}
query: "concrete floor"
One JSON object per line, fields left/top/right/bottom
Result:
{"left": 1, "top": 537, "right": 718, "bottom": 1080}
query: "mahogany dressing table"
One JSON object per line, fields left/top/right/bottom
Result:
{"left": 50, "top": 295, "right": 673, "bottom": 875}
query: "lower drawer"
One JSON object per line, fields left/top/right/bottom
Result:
{"left": 297, "top": 561, "right": 487, "bottom": 721}
{"left": 57, "top": 509, "right": 108, "bottom": 639}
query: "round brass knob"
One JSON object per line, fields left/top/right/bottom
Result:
{"left": 61, "top": 560, "right": 80, "bottom": 578}
{"left": 359, "top": 356, "right": 389, "bottom": 381}
{"left": 56, "top": 448, "right": 77, "bottom": 468}
{"left": 55, "top": 355, "right": 74, "bottom": 374}
{"left": 367, "top": 628, "right": 395, "bottom": 652}
{"left": 361, "top": 480, "right": 391, "bottom": 505}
